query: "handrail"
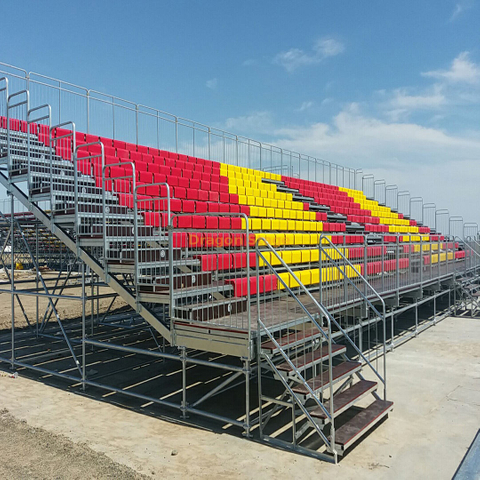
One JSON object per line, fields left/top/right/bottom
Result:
{"left": 455, "top": 236, "right": 480, "bottom": 259}
{"left": 257, "top": 237, "right": 386, "bottom": 389}
{"left": 134, "top": 182, "right": 171, "bottom": 321}
{"left": 258, "top": 319, "right": 333, "bottom": 450}
{"left": 27, "top": 104, "right": 51, "bottom": 197}
{"left": 51, "top": 121, "right": 76, "bottom": 224}
{"left": 255, "top": 238, "right": 331, "bottom": 341}
{"left": 319, "top": 235, "right": 387, "bottom": 396}
{"left": 0, "top": 64, "right": 357, "bottom": 186}
{"left": 255, "top": 238, "right": 336, "bottom": 451}
{"left": 319, "top": 236, "right": 387, "bottom": 317}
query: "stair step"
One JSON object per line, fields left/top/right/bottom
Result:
{"left": 137, "top": 281, "right": 234, "bottom": 304}
{"left": 262, "top": 327, "right": 325, "bottom": 354}
{"left": 327, "top": 212, "right": 347, "bottom": 222}
{"left": 309, "top": 204, "right": 330, "bottom": 212}
{"left": 346, "top": 223, "right": 365, "bottom": 233}
{"left": 310, "top": 380, "right": 378, "bottom": 423}
{"left": 174, "top": 297, "right": 248, "bottom": 322}
{"left": 277, "top": 344, "right": 346, "bottom": 376}
{"left": 291, "top": 361, "right": 362, "bottom": 397}
{"left": 261, "top": 178, "right": 284, "bottom": 186}
{"left": 139, "top": 272, "right": 212, "bottom": 291}
{"left": 332, "top": 399, "right": 394, "bottom": 455}
{"left": 292, "top": 194, "right": 314, "bottom": 202}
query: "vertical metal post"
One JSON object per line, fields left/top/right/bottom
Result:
{"left": 86, "top": 90, "right": 90, "bottom": 134}
{"left": 235, "top": 136, "right": 239, "bottom": 166}
{"left": 259, "top": 143, "right": 262, "bottom": 171}
{"left": 156, "top": 111, "right": 160, "bottom": 149}
{"left": 415, "top": 303, "right": 418, "bottom": 336}
{"left": 192, "top": 122, "right": 195, "bottom": 157}
{"left": 243, "top": 357, "right": 251, "bottom": 438}
{"left": 420, "top": 235, "right": 423, "bottom": 288}
{"left": 35, "top": 223, "right": 39, "bottom": 338}
{"left": 396, "top": 236, "right": 400, "bottom": 297}
{"left": 112, "top": 95, "right": 115, "bottom": 139}
{"left": 222, "top": 132, "right": 226, "bottom": 163}
{"left": 180, "top": 346, "right": 187, "bottom": 419}
{"left": 58, "top": 80, "right": 61, "bottom": 123}
{"left": 175, "top": 117, "right": 178, "bottom": 153}
{"left": 363, "top": 236, "right": 368, "bottom": 297}
{"left": 82, "top": 262, "right": 86, "bottom": 391}
{"left": 10, "top": 194, "right": 15, "bottom": 370}
{"left": 208, "top": 127, "right": 211, "bottom": 160}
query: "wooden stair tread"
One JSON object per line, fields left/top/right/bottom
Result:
{"left": 277, "top": 344, "right": 346, "bottom": 372}
{"left": 292, "top": 361, "right": 361, "bottom": 395}
{"left": 311, "top": 380, "right": 377, "bottom": 419}
{"left": 262, "top": 328, "right": 324, "bottom": 352}
{"left": 334, "top": 399, "right": 394, "bottom": 447}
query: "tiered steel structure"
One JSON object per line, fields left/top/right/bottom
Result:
{"left": 0, "top": 63, "right": 479, "bottom": 463}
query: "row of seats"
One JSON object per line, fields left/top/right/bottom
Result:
{"left": 224, "top": 258, "right": 412, "bottom": 297}
{"left": 403, "top": 242, "right": 459, "bottom": 253}
{"left": 22, "top": 119, "right": 437, "bottom": 243}
{"left": 423, "top": 252, "right": 462, "bottom": 264}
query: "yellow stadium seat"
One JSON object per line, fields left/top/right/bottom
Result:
{"left": 293, "top": 233, "right": 303, "bottom": 245}
{"left": 285, "top": 234, "right": 294, "bottom": 245}
{"left": 291, "top": 250, "right": 302, "bottom": 264}
{"left": 275, "top": 233, "right": 285, "bottom": 246}
{"left": 301, "top": 250, "right": 311, "bottom": 262}
{"left": 282, "top": 251, "right": 292, "bottom": 264}
{"left": 299, "top": 270, "right": 312, "bottom": 285}
{"left": 251, "top": 219, "right": 262, "bottom": 230}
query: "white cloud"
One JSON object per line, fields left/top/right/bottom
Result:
{"left": 422, "top": 52, "right": 480, "bottom": 84}
{"left": 242, "top": 59, "right": 257, "bottom": 67}
{"left": 321, "top": 98, "right": 334, "bottom": 106}
{"left": 315, "top": 38, "right": 345, "bottom": 57}
{"left": 296, "top": 101, "right": 313, "bottom": 112}
{"left": 218, "top": 52, "right": 480, "bottom": 225}
{"left": 388, "top": 87, "right": 446, "bottom": 110}
{"left": 380, "top": 86, "right": 446, "bottom": 120}
{"left": 273, "top": 37, "right": 345, "bottom": 72}
{"left": 222, "top": 111, "right": 273, "bottom": 134}
{"left": 273, "top": 107, "right": 480, "bottom": 223}
{"left": 206, "top": 78, "right": 218, "bottom": 90}
{"left": 449, "top": 0, "right": 475, "bottom": 21}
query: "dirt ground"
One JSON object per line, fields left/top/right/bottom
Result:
{"left": 0, "top": 408, "right": 148, "bottom": 480}
{"left": 0, "top": 316, "right": 478, "bottom": 479}
{"left": 0, "top": 269, "right": 128, "bottom": 331}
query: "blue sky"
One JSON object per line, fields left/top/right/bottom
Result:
{"left": 1, "top": 0, "right": 480, "bottom": 230}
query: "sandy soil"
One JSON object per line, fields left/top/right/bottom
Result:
{"left": 0, "top": 316, "right": 478, "bottom": 479}
{"left": 0, "top": 269, "right": 128, "bottom": 331}
{"left": 0, "top": 408, "right": 149, "bottom": 480}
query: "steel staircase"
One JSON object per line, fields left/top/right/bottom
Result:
{"left": 0, "top": 116, "right": 173, "bottom": 341}
{"left": 255, "top": 240, "right": 392, "bottom": 461}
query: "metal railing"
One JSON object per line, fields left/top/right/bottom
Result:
{"left": 0, "top": 62, "right": 357, "bottom": 189}
{"left": 255, "top": 238, "right": 336, "bottom": 459}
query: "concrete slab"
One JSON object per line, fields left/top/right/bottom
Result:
{"left": 0, "top": 316, "right": 479, "bottom": 479}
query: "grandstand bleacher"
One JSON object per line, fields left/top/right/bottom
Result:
{"left": 0, "top": 69, "right": 479, "bottom": 463}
